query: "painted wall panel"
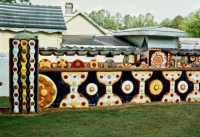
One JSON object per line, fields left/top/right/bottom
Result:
{"left": 0, "top": 52, "right": 9, "bottom": 96}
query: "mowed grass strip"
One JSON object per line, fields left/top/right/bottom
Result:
{"left": 0, "top": 103, "right": 200, "bottom": 137}
{"left": 0, "top": 97, "right": 9, "bottom": 107}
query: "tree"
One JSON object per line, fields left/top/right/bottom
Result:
{"left": 171, "top": 15, "right": 184, "bottom": 29}
{"left": 180, "top": 9, "right": 200, "bottom": 37}
{"left": 88, "top": 9, "right": 123, "bottom": 30}
{"left": 122, "top": 13, "right": 157, "bottom": 29}
{"left": 0, "top": 0, "right": 30, "bottom": 4}
{"left": 159, "top": 18, "right": 172, "bottom": 27}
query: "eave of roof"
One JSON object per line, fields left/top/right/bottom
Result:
{"left": 0, "top": 2, "right": 67, "bottom": 33}
{"left": 162, "top": 48, "right": 200, "bottom": 56}
{"left": 112, "top": 27, "right": 188, "bottom": 37}
{"left": 39, "top": 46, "right": 147, "bottom": 56}
{"left": 66, "top": 12, "right": 112, "bottom": 35}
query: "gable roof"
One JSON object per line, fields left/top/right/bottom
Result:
{"left": 62, "top": 35, "right": 136, "bottom": 47}
{"left": 66, "top": 12, "right": 112, "bottom": 35}
{"left": 112, "top": 27, "right": 188, "bottom": 37}
{"left": 0, "top": 2, "right": 67, "bottom": 33}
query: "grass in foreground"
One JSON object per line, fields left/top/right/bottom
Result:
{"left": 0, "top": 97, "right": 9, "bottom": 107}
{"left": 0, "top": 103, "right": 200, "bottom": 137}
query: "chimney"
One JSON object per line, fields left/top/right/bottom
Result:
{"left": 65, "top": 2, "right": 73, "bottom": 14}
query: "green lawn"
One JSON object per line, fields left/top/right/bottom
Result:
{"left": 0, "top": 97, "right": 9, "bottom": 107}
{"left": 0, "top": 103, "right": 200, "bottom": 137}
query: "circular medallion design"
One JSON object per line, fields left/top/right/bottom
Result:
{"left": 177, "top": 81, "right": 188, "bottom": 94}
{"left": 38, "top": 74, "right": 57, "bottom": 108}
{"left": 39, "top": 59, "right": 53, "bottom": 68}
{"left": 151, "top": 51, "right": 167, "bottom": 66}
{"left": 190, "top": 56, "right": 196, "bottom": 62}
{"left": 70, "top": 59, "right": 85, "bottom": 68}
{"left": 57, "top": 59, "right": 68, "bottom": 68}
{"left": 149, "top": 79, "right": 163, "bottom": 95}
{"left": 86, "top": 83, "right": 98, "bottom": 96}
{"left": 121, "top": 80, "right": 134, "bottom": 94}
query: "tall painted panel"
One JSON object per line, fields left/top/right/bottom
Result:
{"left": 9, "top": 33, "right": 39, "bottom": 113}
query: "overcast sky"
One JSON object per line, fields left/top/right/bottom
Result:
{"left": 31, "top": 0, "right": 200, "bottom": 23}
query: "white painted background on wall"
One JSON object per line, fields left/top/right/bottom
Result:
{"left": 0, "top": 52, "right": 9, "bottom": 97}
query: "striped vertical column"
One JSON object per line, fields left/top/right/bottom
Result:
{"left": 29, "top": 40, "right": 36, "bottom": 112}
{"left": 12, "top": 40, "right": 20, "bottom": 113}
{"left": 9, "top": 33, "right": 39, "bottom": 113}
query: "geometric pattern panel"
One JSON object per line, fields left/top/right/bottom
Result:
{"left": 9, "top": 38, "right": 38, "bottom": 113}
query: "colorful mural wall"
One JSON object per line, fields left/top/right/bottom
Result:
{"left": 8, "top": 33, "right": 200, "bottom": 114}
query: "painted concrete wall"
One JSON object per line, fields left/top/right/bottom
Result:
{"left": 0, "top": 52, "right": 9, "bottom": 97}
{"left": 0, "top": 31, "right": 62, "bottom": 53}
{"left": 66, "top": 14, "right": 108, "bottom": 36}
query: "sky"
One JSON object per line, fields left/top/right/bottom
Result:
{"left": 30, "top": 0, "right": 200, "bottom": 23}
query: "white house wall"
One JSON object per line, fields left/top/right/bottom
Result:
{"left": 0, "top": 31, "right": 62, "bottom": 53}
{"left": 0, "top": 52, "right": 9, "bottom": 97}
{"left": 66, "top": 14, "right": 108, "bottom": 36}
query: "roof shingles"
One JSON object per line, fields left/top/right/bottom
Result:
{"left": 0, "top": 3, "right": 67, "bottom": 33}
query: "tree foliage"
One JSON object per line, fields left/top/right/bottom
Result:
{"left": 180, "top": 9, "right": 200, "bottom": 37}
{"left": 87, "top": 10, "right": 157, "bottom": 30}
{"left": 88, "top": 10, "right": 123, "bottom": 30}
{"left": 0, "top": 0, "right": 30, "bottom": 4}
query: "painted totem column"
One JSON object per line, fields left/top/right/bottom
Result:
{"left": 9, "top": 33, "right": 38, "bottom": 113}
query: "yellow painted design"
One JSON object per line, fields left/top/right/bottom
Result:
{"left": 39, "top": 60, "right": 52, "bottom": 68}
{"left": 194, "top": 97, "right": 199, "bottom": 101}
{"left": 21, "top": 40, "right": 28, "bottom": 111}
{"left": 107, "top": 88, "right": 111, "bottom": 92}
{"left": 107, "top": 100, "right": 112, "bottom": 105}
{"left": 38, "top": 74, "right": 58, "bottom": 109}
{"left": 125, "top": 85, "right": 130, "bottom": 90}
{"left": 90, "top": 87, "right": 94, "bottom": 92}
{"left": 180, "top": 84, "right": 185, "bottom": 90}
{"left": 90, "top": 60, "right": 99, "bottom": 68}
{"left": 41, "top": 89, "right": 48, "bottom": 96}
{"left": 72, "top": 81, "right": 77, "bottom": 85}
{"left": 71, "top": 100, "right": 77, "bottom": 107}
{"left": 149, "top": 79, "right": 162, "bottom": 96}
{"left": 58, "top": 59, "right": 67, "bottom": 68}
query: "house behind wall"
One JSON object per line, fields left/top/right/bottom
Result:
{"left": 0, "top": 31, "right": 62, "bottom": 53}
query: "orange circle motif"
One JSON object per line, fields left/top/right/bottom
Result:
{"left": 154, "top": 55, "right": 163, "bottom": 65}
{"left": 151, "top": 51, "right": 167, "bottom": 66}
